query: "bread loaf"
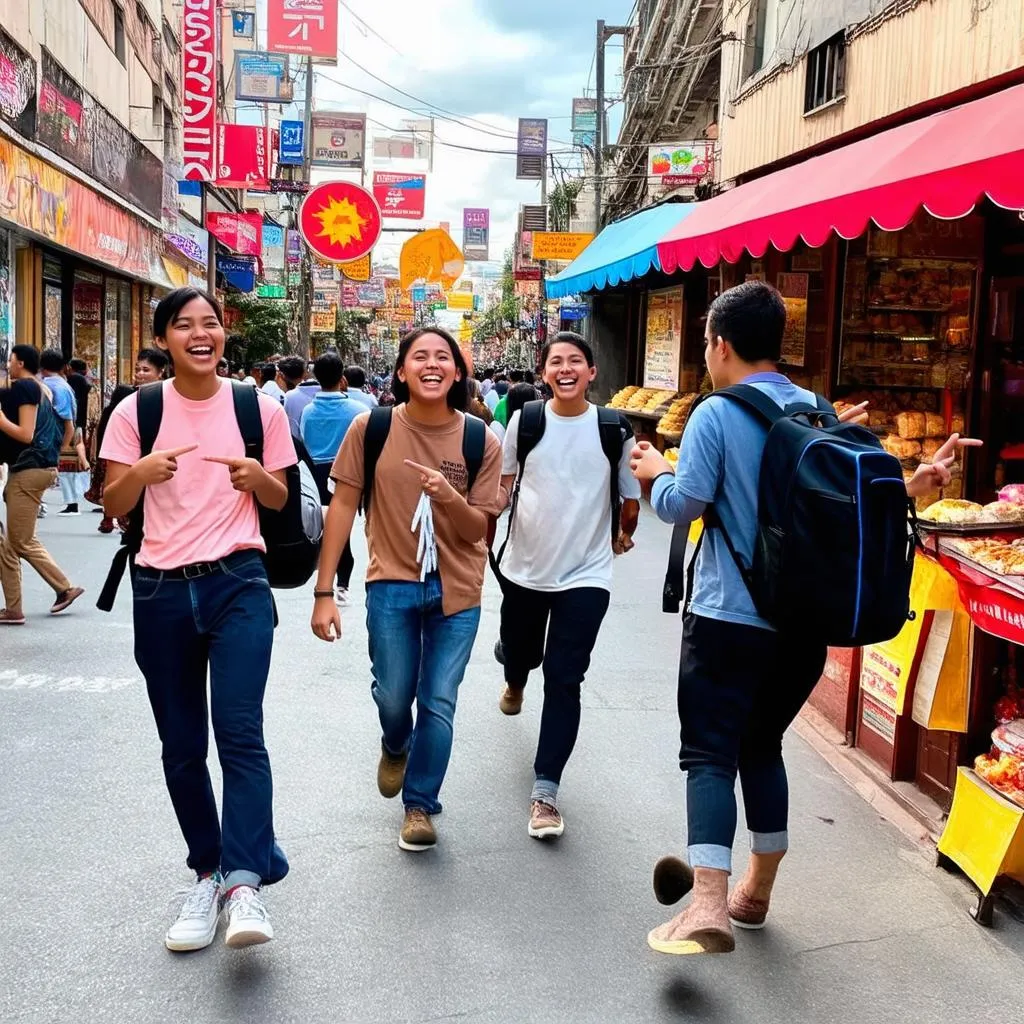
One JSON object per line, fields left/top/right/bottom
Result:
{"left": 896, "top": 411, "right": 926, "bottom": 439}
{"left": 925, "top": 413, "right": 945, "bottom": 437}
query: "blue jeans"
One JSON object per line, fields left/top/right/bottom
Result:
{"left": 366, "top": 574, "right": 480, "bottom": 814}
{"left": 133, "top": 551, "right": 288, "bottom": 889}
{"left": 677, "top": 615, "right": 826, "bottom": 873}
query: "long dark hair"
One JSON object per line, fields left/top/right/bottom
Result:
{"left": 390, "top": 327, "right": 469, "bottom": 412}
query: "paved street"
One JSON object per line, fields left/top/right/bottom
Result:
{"left": 2, "top": 496, "right": 1023, "bottom": 1024}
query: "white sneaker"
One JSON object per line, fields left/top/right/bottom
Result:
{"left": 224, "top": 885, "right": 274, "bottom": 948}
{"left": 165, "top": 873, "right": 223, "bottom": 952}
{"left": 335, "top": 587, "right": 350, "bottom": 606}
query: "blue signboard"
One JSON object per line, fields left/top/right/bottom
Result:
{"left": 559, "top": 303, "right": 589, "bottom": 321}
{"left": 279, "top": 120, "right": 305, "bottom": 166}
{"left": 411, "top": 285, "right": 426, "bottom": 303}
{"left": 219, "top": 256, "right": 257, "bottom": 294}
{"left": 232, "top": 11, "right": 255, "bottom": 38}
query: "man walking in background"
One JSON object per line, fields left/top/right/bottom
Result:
{"left": 280, "top": 356, "right": 320, "bottom": 437}
{"left": 301, "top": 352, "right": 362, "bottom": 604}
{"left": 39, "top": 350, "right": 79, "bottom": 516}
{"left": 343, "top": 365, "right": 378, "bottom": 410}
{"left": 259, "top": 363, "right": 286, "bottom": 404}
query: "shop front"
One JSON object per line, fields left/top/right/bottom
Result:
{"left": 0, "top": 132, "right": 167, "bottom": 399}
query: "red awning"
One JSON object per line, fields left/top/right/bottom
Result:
{"left": 658, "top": 82, "right": 1024, "bottom": 272}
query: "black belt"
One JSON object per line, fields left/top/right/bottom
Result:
{"left": 143, "top": 550, "right": 260, "bottom": 580}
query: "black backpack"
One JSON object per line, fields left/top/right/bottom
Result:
{"left": 12, "top": 387, "right": 63, "bottom": 472}
{"left": 666, "top": 384, "right": 915, "bottom": 647}
{"left": 97, "top": 381, "right": 323, "bottom": 612}
{"left": 493, "top": 400, "right": 633, "bottom": 568}
{"left": 360, "top": 406, "right": 487, "bottom": 515}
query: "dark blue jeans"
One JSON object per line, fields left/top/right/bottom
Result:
{"left": 366, "top": 574, "right": 480, "bottom": 814}
{"left": 677, "top": 614, "right": 826, "bottom": 873}
{"left": 133, "top": 551, "right": 288, "bottom": 888}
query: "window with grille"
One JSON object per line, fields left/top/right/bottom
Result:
{"left": 113, "top": 5, "right": 127, "bottom": 66}
{"left": 804, "top": 33, "right": 846, "bottom": 113}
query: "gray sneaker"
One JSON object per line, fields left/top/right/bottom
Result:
{"left": 165, "top": 873, "right": 223, "bottom": 952}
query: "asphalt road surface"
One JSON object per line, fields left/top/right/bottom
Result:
{"left": 3, "top": 497, "right": 1023, "bottom": 1023}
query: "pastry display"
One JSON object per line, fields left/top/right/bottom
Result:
{"left": 607, "top": 386, "right": 640, "bottom": 409}
{"left": 607, "top": 387, "right": 677, "bottom": 413}
{"left": 881, "top": 435, "right": 921, "bottom": 460}
{"left": 945, "top": 536, "right": 1024, "bottom": 574}
{"left": 917, "top": 499, "right": 984, "bottom": 524}
{"left": 656, "top": 394, "right": 698, "bottom": 436}
{"left": 895, "top": 411, "right": 927, "bottom": 439}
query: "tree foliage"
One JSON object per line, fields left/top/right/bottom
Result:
{"left": 224, "top": 295, "right": 293, "bottom": 364}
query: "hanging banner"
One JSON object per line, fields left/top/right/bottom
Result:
{"left": 181, "top": 0, "right": 218, "bottom": 181}
{"left": 340, "top": 254, "right": 371, "bottom": 281}
{"left": 262, "top": 223, "right": 285, "bottom": 270}
{"left": 372, "top": 172, "right": 426, "bottom": 220}
{"left": 266, "top": 0, "right": 339, "bottom": 61}
{"left": 516, "top": 117, "right": 547, "bottom": 180}
{"left": 310, "top": 112, "right": 365, "bottom": 169}
{"left": 0, "top": 28, "right": 37, "bottom": 140}
{"left": 206, "top": 212, "right": 263, "bottom": 257}
{"left": 647, "top": 141, "right": 714, "bottom": 188}
{"left": 165, "top": 221, "right": 210, "bottom": 270}
{"left": 356, "top": 280, "right": 386, "bottom": 306}
{"left": 310, "top": 307, "right": 337, "bottom": 333}
{"left": 463, "top": 208, "right": 490, "bottom": 262}
{"left": 399, "top": 229, "right": 464, "bottom": 292}
{"left": 286, "top": 230, "right": 303, "bottom": 264}
{"left": 234, "top": 52, "right": 290, "bottom": 103}
{"left": 571, "top": 97, "right": 597, "bottom": 147}
{"left": 279, "top": 119, "right": 304, "bottom": 165}
{"left": 216, "top": 124, "right": 270, "bottom": 189}
{"left": 531, "top": 232, "right": 595, "bottom": 261}
{"left": 219, "top": 255, "right": 257, "bottom": 293}
{"left": 299, "top": 180, "right": 382, "bottom": 263}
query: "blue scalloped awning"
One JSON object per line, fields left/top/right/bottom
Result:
{"left": 545, "top": 203, "right": 697, "bottom": 299}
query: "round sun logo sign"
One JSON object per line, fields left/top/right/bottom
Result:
{"left": 298, "top": 181, "right": 383, "bottom": 264}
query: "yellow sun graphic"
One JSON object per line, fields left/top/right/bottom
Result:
{"left": 312, "top": 197, "right": 367, "bottom": 248}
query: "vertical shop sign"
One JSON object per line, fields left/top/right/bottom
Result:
{"left": 182, "top": 0, "right": 218, "bottom": 181}
{"left": 571, "top": 98, "right": 597, "bottom": 148}
{"left": 776, "top": 272, "right": 809, "bottom": 367}
{"left": 216, "top": 124, "right": 271, "bottom": 189}
{"left": 279, "top": 119, "right": 304, "bottom": 165}
{"left": 262, "top": 224, "right": 286, "bottom": 270}
{"left": 462, "top": 208, "right": 489, "bottom": 262}
{"left": 516, "top": 118, "right": 547, "bottom": 180}
{"left": 310, "top": 112, "right": 366, "bottom": 169}
{"left": 267, "top": 0, "right": 339, "bottom": 62}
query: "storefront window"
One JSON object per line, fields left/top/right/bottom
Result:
{"left": 103, "top": 281, "right": 119, "bottom": 404}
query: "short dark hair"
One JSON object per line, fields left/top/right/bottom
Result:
{"left": 707, "top": 281, "right": 787, "bottom": 363}
{"left": 542, "top": 331, "right": 594, "bottom": 368}
{"left": 12, "top": 344, "right": 40, "bottom": 375}
{"left": 314, "top": 351, "right": 346, "bottom": 389}
{"left": 391, "top": 327, "right": 469, "bottom": 411}
{"left": 259, "top": 363, "right": 278, "bottom": 385}
{"left": 507, "top": 382, "right": 539, "bottom": 420}
{"left": 153, "top": 287, "right": 223, "bottom": 339}
{"left": 509, "top": 369, "right": 524, "bottom": 383}
{"left": 344, "top": 365, "right": 367, "bottom": 390}
{"left": 39, "top": 348, "right": 66, "bottom": 373}
{"left": 137, "top": 347, "right": 169, "bottom": 371}
{"left": 277, "top": 356, "right": 306, "bottom": 385}
{"left": 523, "top": 370, "right": 535, "bottom": 385}
{"left": 69, "top": 358, "right": 87, "bottom": 375}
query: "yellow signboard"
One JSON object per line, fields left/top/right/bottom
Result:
{"left": 340, "top": 254, "right": 371, "bottom": 282}
{"left": 446, "top": 291, "right": 474, "bottom": 310}
{"left": 531, "top": 231, "right": 595, "bottom": 261}
{"left": 310, "top": 308, "right": 337, "bottom": 334}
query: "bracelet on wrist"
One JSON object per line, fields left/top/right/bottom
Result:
{"left": 313, "top": 589, "right": 335, "bottom": 599}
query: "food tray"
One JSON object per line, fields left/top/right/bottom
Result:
{"left": 917, "top": 520, "right": 1024, "bottom": 535}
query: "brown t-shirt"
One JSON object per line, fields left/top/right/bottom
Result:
{"left": 331, "top": 405, "right": 503, "bottom": 616}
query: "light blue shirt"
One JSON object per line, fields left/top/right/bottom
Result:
{"left": 284, "top": 381, "right": 321, "bottom": 437}
{"left": 651, "top": 372, "right": 818, "bottom": 631}
{"left": 300, "top": 391, "right": 362, "bottom": 464}
{"left": 484, "top": 389, "right": 499, "bottom": 412}
{"left": 346, "top": 389, "right": 378, "bottom": 410}
{"left": 41, "top": 373, "right": 76, "bottom": 423}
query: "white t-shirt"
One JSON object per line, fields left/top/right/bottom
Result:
{"left": 500, "top": 403, "right": 640, "bottom": 592}
{"left": 490, "top": 419, "right": 506, "bottom": 446}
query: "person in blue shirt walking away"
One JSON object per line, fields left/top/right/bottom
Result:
{"left": 630, "top": 281, "right": 974, "bottom": 957}
{"left": 301, "top": 352, "right": 362, "bottom": 604}
{"left": 343, "top": 365, "right": 379, "bottom": 411}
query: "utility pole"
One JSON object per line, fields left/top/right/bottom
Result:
{"left": 296, "top": 56, "right": 315, "bottom": 360}
{"left": 595, "top": 18, "right": 605, "bottom": 232}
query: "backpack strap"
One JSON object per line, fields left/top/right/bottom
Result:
{"left": 597, "top": 406, "right": 632, "bottom": 543}
{"left": 361, "top": 406, "right": 393, "bottom": 515}
{"left": 462, "top": 413, "right": 486, "bottom": 493}
{"left": 491, "top": 400, "right": 546, "bottom": 570}
{"left": 230, "top": 380, "right": 265, "bottom": 464}
{"left": 97, "top": 382, "right": 164, "bottom": 613}
{"left": 707, "top": 383, "right": 786, "bottom": 426}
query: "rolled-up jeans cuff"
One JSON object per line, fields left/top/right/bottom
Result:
{"left": 687, "top": 843, "right": 732, "bottom": 873}
{"left": 223, "top": 869, "right": 262, "bottom": 891}
{"left": 531, "top": 777, "right": 559, "bottom": 807}
{"left": 749, "top": 830, "right": 788, "bottom": 854}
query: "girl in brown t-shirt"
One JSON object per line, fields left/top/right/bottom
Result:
{"left": 311, "top": 328, "right": 502, "bottom": 853}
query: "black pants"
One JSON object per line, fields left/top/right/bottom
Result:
{"left": 312, "top": 462, "right": 354, "bottom": 589}
{"left": 676, "top": 614, "right": 826, "bottom": 870}
{"left": 500, "top": 580, "right": 610, "bottom": 785}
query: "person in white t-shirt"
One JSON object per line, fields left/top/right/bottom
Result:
{"left": 495, "top": 332, "right": 640, "bottom": 840}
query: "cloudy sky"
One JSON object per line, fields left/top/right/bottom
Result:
{"left": 249, "top": 0, "right": 633, "bottom": 271}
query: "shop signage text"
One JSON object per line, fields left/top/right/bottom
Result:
{"left": 267, "top": 0, "right": 339, "bottom": 61}
{"left": 182, "top": 0, "right": 218, "bottom": 181}
{"left": 531, "top": 232, "right": 594, "bottom": 262}
{"left": 206, "top": 212, "right": 263, "bottom": 257}
{"left": 216, "top": 124, "right": 271, "bottom": 190}
{"left": 372, "top": 172, "right": 426, "bottom": 220}
{"left": 463, "top": 208, "right": 489, "bottom": 262}
{"left": 311, "top": 112, "right": 366, "bottom": 169}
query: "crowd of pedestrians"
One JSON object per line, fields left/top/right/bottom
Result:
{"left": 0, "top": 282, "right": 972, "bottom": 961}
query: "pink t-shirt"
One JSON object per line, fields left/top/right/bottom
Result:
{"left": 101, "top": 379, "right": 297, "bottom": 569}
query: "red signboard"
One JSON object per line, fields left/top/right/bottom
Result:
{"left": 216, "top": 124, "right": 271, "bottom": 190}
{"left": 372, "top": 172, "right": 426, "bottom": 220}
{"left": 298, "top": 180, "right": 382, "bottom": 264}
{"left": 206, "top": 212, "right": 263, "bottom": 257}
{"left": 181, "top": 0, "right": 218, "bottom": 181}
{"left": 937, "top": 553, "right": 1024, "bottom": 647}
{"left": 266, "top": 0, "right": 338, "bottom": 60}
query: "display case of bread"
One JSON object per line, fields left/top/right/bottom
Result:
{"left": 608, "top": 386, "right": 640, "bottom": 409}
{"left": 895, "top": 411, "right": 927, "bottom": 439}
{"left": 882, "top": 435, "right": 922, "bottom": 460}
